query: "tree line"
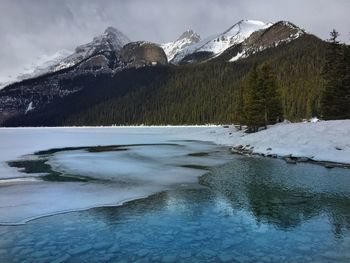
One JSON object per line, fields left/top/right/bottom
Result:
{"left": 321, "top": 30, "right": 350, "bottom": 120}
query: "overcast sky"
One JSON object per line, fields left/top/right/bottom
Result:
{"left": 0, "top": 0, "right": 349, "bottom": 84}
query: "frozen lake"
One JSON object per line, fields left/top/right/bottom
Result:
{"left": 0, "top": 127, "right": 231, "bottom": 224}
{"left": 0, "top": 127, "right": 350, "bottom": 262}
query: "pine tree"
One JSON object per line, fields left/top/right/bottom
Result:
{"left": 344, "top": 44, "right": 350, "bottom": 118}
{"left": 243, "top": 64, "right": 282, "bottom": 132}
{"left": 321, "top": 29, "right": 349, "bottom": 120}
{"left": 243, "top": 64, "right": 265, "bottom": 132}
{"left": 258, "top": 64, "right": 283, "bottom": 127}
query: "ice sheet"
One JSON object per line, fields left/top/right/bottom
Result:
{"left": 0, "top": 121, "right": 349, "bottom": 224}
{"left": 0, "top": 128, "right": 230, "bottom": 224}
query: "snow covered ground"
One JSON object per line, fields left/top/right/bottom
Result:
{"left": 176, "top": 120, "right": 350, "bottom": 164}
{"left": 0, "top": 120, "right": 349, "bottom": 224}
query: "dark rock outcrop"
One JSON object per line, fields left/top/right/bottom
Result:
{"left": 120, "top": 41, "right": 168, "bottom": 68}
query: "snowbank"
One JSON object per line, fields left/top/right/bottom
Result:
{"left": 174, "top": 120, "right": 350, "bottom": 165}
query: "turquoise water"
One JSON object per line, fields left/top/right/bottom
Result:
{"left": 1, "top": 155, "right": 350, "bottom": 262}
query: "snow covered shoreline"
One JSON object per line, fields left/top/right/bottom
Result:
{"left": 175, "top": 120, "right": 350, "bottom": 166}
{"left": 1, "top": 120, "right": 350, "bottom": 167}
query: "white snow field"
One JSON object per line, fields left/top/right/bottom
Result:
{"left": 0, "top": 120, "right": 349, "bottom": 224}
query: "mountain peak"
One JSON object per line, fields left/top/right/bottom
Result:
{"left": 177, "top": 30, "right": 201, "bottom": 42}
{"left": 104, "top": 26, "right": 129, "bottom": 40}
{"left": 104, "top": 26, "right": 120, "bottom": 34}
{"left": 161, "top": 30, "right": 201, "bottom": 62}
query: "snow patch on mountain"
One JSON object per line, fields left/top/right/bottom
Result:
{"left": 171, "top": 20, "right": 271, "bottom": 63}
{"left": 199, "top": 20, "right": 271, "bottom": 54}
{"left": 25, "top": 102, "right": 35, "bottom": 114}
{"left": 161, "top": 30, "right": 201, "bottom": 62}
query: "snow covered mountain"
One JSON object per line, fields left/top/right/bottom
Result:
{"left": 170, "top": 20, "right": 272, "bottom": 64}
{"left": 161, "top": 30, "right": 201, "bottom": 62}
{"left": 0, "top": 27, "right": 130, "bottom": 90}
{"left": 51, "top": 27, "right": 130, "bottom": 72}
{"left": 228, "top": 21, "right": 305, "bottom": 62}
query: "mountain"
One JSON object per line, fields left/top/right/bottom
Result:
{"left": 170, "top": 20, "right": 272, "bottom": 64}
{"left": 215, "top": 21, "right": 305, "bottom": 63}
{"left": 0, "top": 19, "right": 334, "bottom": 126}
{"left": 51, "top": 26, "right": 130, "bottom": 72}
{"left": 0, "top": 23, "right": 169, "bottom": 124}
{"left": 0, "top": 27, "right": 131, "bottom": 90}
{"left": 161, "top": 30, "right": 201, "bottom": 62}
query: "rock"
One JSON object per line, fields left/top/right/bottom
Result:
{"left": 121, "top": 41, "right": 168, "bottom": 68}
{"left": 266, "top": 147, "right": 272, "bottom": 151}
{"left": 78, "top": 54, "right": 112, "bottom": 70}
{"left": 297, "top": 157, "right": 309, "bottom": 162}
{"left": 325, "top": 164, "right": 335, "bottom": 169}
{"left": 284, "top": 157, "right": 297, "bottom": 164}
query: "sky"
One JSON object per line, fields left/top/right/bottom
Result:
{"left": 0, "top": 0, "right": 349, "bottom": 85}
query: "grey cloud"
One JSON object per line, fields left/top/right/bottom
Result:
{"left": 0, "top": 0, "right": 349, "bottom": 82}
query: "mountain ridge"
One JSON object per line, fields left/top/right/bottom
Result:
{"left": 0, "top": 19, "right": 331, "bottom": 126}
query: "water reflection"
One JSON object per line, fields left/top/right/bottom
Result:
{"left": 202, "top": 156, "right": 350, "bottom": 235}
{"left": 1, "top": 155, "right": 350, "bottom": 262}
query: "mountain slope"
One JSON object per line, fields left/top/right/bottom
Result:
{"left": 0, "top": 26, "right": 170, "bottom": 124}
{"left": 0, "top": 27, "right": 131, "bottom": 90}
{"left": 3, "top": 34, "right": 328, "bottom": 127}
{"left": 171, "top": 20, "right": 271, "bottom": 64}
{"left": 161, "top": 30, "right": 201, "bottom": 62}
{"left": 51, "top": 27, "right": 130, "bottom": 72}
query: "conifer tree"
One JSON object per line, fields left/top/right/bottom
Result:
{"left": 243, "top": 64, "right": 282, "bottom": 132}
{"left": 321, "top": 29, "right": 349, "bottom": 120}
{"left": 243, "top": 64, "right": 265, "bottom": 132}
{"left": 344, "top": 44, "right": 350, "bottom": 118}
{"left": 258, "top": 64, "right": 283, "bottom": 127}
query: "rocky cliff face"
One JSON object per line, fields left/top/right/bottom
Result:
{"left": 121, "top": 42, "right": 168, "bottom": 68}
